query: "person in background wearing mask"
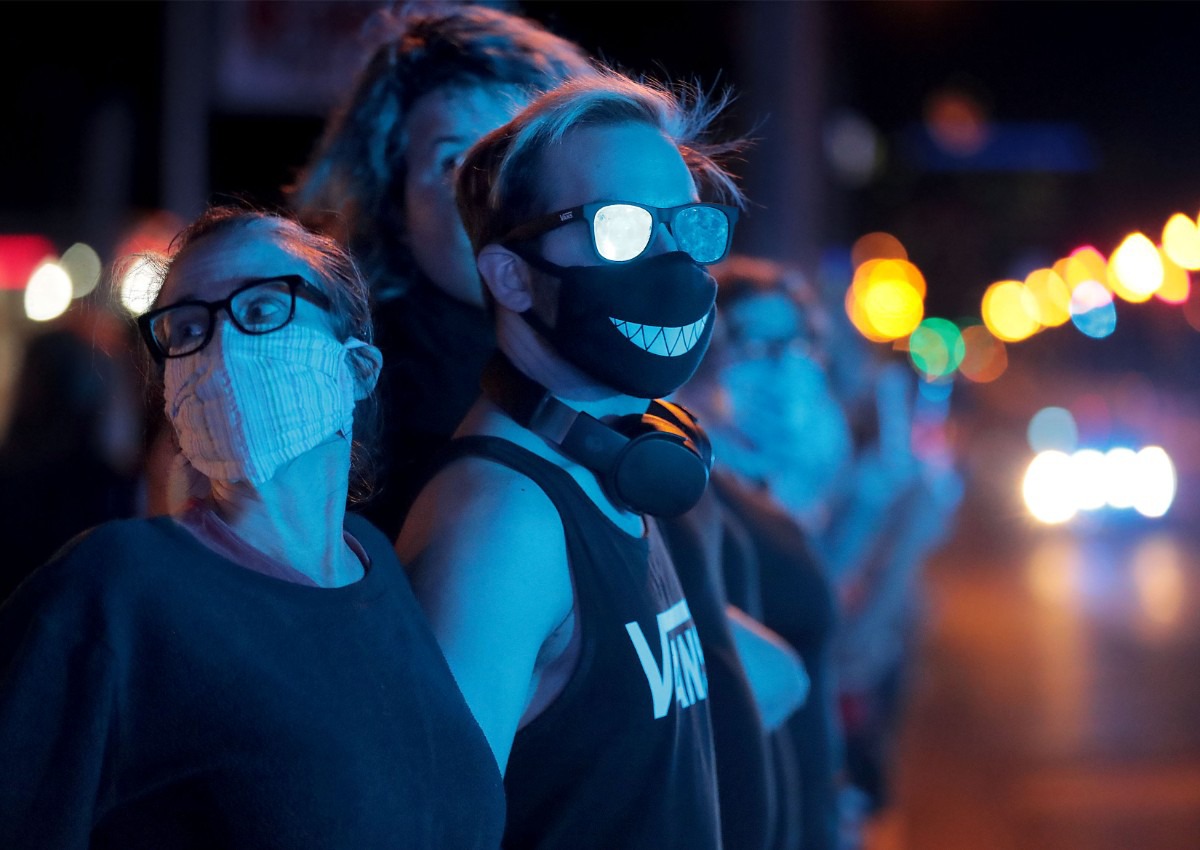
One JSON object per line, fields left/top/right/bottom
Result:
{"left": 676, "top": 255, "right": 855, "bottom": 850}
{"left": 398, "top": 71, "right": 750, "bottom": 848}
{"left": 817, "top": 307, "right": 964, "bottom": 820}
{"left": 290, "top": 3, "right": 596, "bottom": 538}
{"left": 0, "top": 207, "right": 504, "bottom": 849}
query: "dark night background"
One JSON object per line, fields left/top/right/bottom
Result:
{"left": 7, "top": 2, "right": 1200, "bottom": 319}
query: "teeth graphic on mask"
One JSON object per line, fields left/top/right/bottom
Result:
{"left": 609, "top": 315, "right": 709, "bottom": 357}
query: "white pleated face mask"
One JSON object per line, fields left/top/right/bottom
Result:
{"left": 164, "top": 322, "right": 374, "bottom": 485}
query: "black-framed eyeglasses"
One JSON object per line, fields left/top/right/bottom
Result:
{"left": 137, "top": 274, "right": 332, "bottom": 360}
{"left": 501, "top": 200, "right": 739, "bottom": 265}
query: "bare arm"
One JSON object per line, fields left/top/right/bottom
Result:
{"left": 397, "top": 458, "right": 575, "bottom": 775}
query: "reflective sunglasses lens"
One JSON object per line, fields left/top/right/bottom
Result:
{"left": 231, "top": 280, "right": 295, "bottom": 332}
{"left": 594, "top": 204, "right": 654, "bottom": 262}
{"left": 675, "top": 206, "right": 730, "bottom": 264}
{"left": 156, "top": 306, "right": 210, "bottom": 356}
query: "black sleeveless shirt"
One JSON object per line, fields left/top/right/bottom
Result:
{"left": 433, "top": 437, "right": 722, "bottom": 850}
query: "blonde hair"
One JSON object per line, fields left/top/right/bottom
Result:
{"left": 456, "top": 70, "right": 747, "bottom": 253}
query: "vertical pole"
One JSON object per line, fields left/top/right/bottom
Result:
{"left": 736, "top": 1, "right": 829, "bottom": 273}
{"left": 160, "top": 1, "right": 212, "bottom": 221}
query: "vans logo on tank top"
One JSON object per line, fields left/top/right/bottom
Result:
{"left": 624, "top": 599, "right": 708, "bottom": 719}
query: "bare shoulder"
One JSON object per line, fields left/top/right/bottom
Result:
{"left": 397, "top": 455, "right": 574, "bottom": 634}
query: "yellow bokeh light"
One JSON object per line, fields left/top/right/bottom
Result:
{"left": 981, "top": 279, "right": 1040, "bottom": 342}
{"left": 24, "top": 261, "right": 73, "bottom": 322}
{"left": 1108, "top": 232, "right": 1162, "bottom": 302}
{"left": 1162, "top": 213, "right": 1200, "bottom": 270}
{"left": 1155, "top": 250, "right": 1190, "bottom": 304}
{"left": 844, "top": 285, "right": 891, "bottom": 343}
{"left": 1024, "top": 267, "right": 1071, "bottom": 326}
{"left": 855, "top": 258, "right": 927, "bottom": 299}
{"left": 846, "top": 258, "right": 927, "bottom": 341}
{"left": 851, "top": 231, "right": 908, "bottom": 268}
{"left": 860, "top": 277, "right": 924, "bottom": 340}
{"left": 1055, "top": 247, "right": 1111, "bottom": 292}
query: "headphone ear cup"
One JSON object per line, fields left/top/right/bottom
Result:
{"left": 605, "top": 413, "right": 710, "bottom": 517}
{"left": 646, "top": 401, "right": 713, "bottom": 471}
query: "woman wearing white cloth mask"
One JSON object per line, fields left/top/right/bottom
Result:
{"left": 0, "top": 208, "right": 505, "bottom": 849}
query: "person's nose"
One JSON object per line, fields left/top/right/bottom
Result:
{"left": 208, "top": 313, "right": 235, "bottom": 352}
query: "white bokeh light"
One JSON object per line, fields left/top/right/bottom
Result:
{"left": 1069, "top": 448, "right": 1107, "bottom": 511}
{"left": 1023, "top": 450, "right": 1077, "bottom": 524}
{"left": 118, "top": 255, "right": 165, "bottom": 316}
{"left": 1104, "top": 447, "right": 1140, "bottom": 509}
{"left": 24, "top": 261, "right": 72, "bottom": 321}
{"left": 1132, "top": 446, "right": 1176, "bottom": 518}
{"left": 1023, "top": 445, "right": 1176, "bottom": 524}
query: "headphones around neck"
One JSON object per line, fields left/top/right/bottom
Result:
{"left": 481, "top": 353, "right": 713, "bottom": 518}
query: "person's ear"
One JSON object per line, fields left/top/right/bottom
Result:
{"left": 347, "top": 342, "right": 384, "bottom": 401}
{"left": 477, "top": 244, "right": 533, "bottom": 312}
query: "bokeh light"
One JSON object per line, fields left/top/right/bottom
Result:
{"left": 1103, "top": 447, "right": 1139, "bottom": 509}
{"left": 1024, "top": 267, "right": 1071, "bottom": 326}
{"left": 1107, "top": 232, "right": 1162, "bottom": 302}
{"left": 907, "top": 317, "right": 964, "bottom": 379}
{"left": 1023, "top": 446, "right": 1176, "bottom": 524}
{"left": 957, "top": 324, "right": 1007, "bottom": 383}
{"left": 1132, "top": 446, "right": 1176, "bottom": 518}
{"left": 1069, "top": 280, "right": 1117, "bottom": 338}
{"left": 117, "top": 255, "right": 165, "bottom": 316}
{"left": 1069, "top": 449, "right": 1108, "bottom": 511}
{"left": 847, "top": 258, "right": 925, "bottom": 341}
{"left": 851, "top": 231, "right": 907, "bottom": 268}
{"left": 1023, "top": 450, "right": 1077, "bottom": 524}
{"left": 59, "top": 242, "right": 103, "bottom": 298}
{"left": 1131, "top": 537, "right": 1185, "bottom": 627}
{"left": 1027, "top": 406, "right": 1078, "bottom": 453}
{"left": 24, "top": 261, "right": 73, "bottom": 321}
{"left": 981, "top": 279, "right": 1040, "bottom": 341}
{"left": 1154, "top": 250, "right": 1190, "bottom": 305}
{"left": 0, "top": 234, "right": 56, "bottom": 290}
{"left": 1161, "top": 213, "right": 1200, "bottom": 270}
{"left": 924, "top": 87, "right": 989, "bottom": 156}
{"left": 824, "top": 111, "right": 883, "bottom": 187}
{"left": 1055, "top": 247, "right": 1110, "bottom": 293}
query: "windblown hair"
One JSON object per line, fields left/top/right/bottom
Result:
{"left": 456, "top": 70, "right": 747, "bottom": 255}
{"left": 288, "top": 4, "right": 594, "bottom": 297}
{"left": 159, "top": 206, "right": 373, "bottom": 346}
{"left": 143, "top": 205, "right": 381, "bottom": 503}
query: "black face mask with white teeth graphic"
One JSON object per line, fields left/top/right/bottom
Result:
{"left": 514, "top": 250, "right": 717, "bottom": 399}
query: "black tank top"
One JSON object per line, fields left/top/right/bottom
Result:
{"left": 433, "top": 437, "right": 722, "bottom": 850}
{"left": 659, "top": 489, "right": 775, "bottom": 850}
{"left": 712, "top": 471, "right": 840, "bottom": 850}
